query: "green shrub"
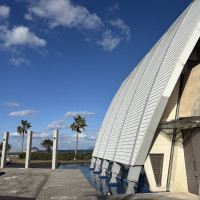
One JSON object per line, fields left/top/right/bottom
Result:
{"left": 19, "top": 152, "right": 26, "bottom": 159}
{"left": 18, "top": 152, "right": 92, "bottom": 160}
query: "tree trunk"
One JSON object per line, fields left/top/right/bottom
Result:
{"left": 74, "top": 131, "right": 78, "bottom": 160}
{"left": 21, "top": 132, "right": 24, "bottom": 152}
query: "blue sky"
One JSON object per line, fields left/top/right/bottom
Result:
{"left": 0, "top": 0, "right": 192, "bottom": 150}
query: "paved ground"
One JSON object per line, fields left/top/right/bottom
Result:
{"left": 105, "top": 193, "right": 198, "bottom": 200}
{"left": 0, "top": 168, "right": 98, "bottom": 200}
{"left": 0, "top": 168, "right": 198, "bottom": 200}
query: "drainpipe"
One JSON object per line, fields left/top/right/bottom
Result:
{"left": 166, "top": 74, "right": 184, "bottom": 191}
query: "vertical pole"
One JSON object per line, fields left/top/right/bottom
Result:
{"left": 1, "top": 132, "right": 9, "bottom": 168}
{"left": 52, "top": 129, "right": 58, "bottom": 169}
{"left": 25, "top": 131, "right": 32, "bottom": 169}
{"left": 166, "top": 75, "right": 184, "bottom": 191}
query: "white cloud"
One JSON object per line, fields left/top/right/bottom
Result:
{"left": 87, "top": 136, "right": 96, "bottom": 141}
{"left": 24, "top": 13, "right": 32, "bottom": 21}
{"left": 33, "top": 132, "right": 52, "bottom": 139}
{"left": 0, "top": 25, "right": 46, "bottom": 66}
{"left": 11, "top": 57, "right": 30, "bottom": 66}
{"left": 22, "top": 0, "right": 131, "bottom": 52}
{"left": 97, "top": 30, "right": 120, "bottom": 51}
{"left": 26, "top": 0, "right": 130, "bottom": 51}
{"left": 107, "top": 3, "right": 119, "bottom": 13}
{"left": 9, "top": 132, "right": 20, "bottom": 137}
{"left": 109, "top": 18, "right": 130, "bottom": 40}
{"left": 64, "top": 111, "right": 95, "bottom": 118}
{"left": 45, "top": 120, "right": 69, "bottom": 130}
{"left": 8, "top": 109, "right": 40, "bottom": 117}
{"left": 27, "top": 0, "right": 103, "bottom": 29}
{"left": 0, "top": 101, "right": 19, "bottom": 107}
{"left": 3, "top": 26, "right": 46, "bottom": 47}
{"left": 72, "top": 133, "right": 87, "bottom": 138}
{"left": 0, "top": 5, "right": 10, "bottom": 19}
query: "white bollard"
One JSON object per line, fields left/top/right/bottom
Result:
{"left": 1, "top": 132, "right": 9, "bottom": 168}
{"left": 25, "top": 131, "right": 33, "bottom": 168}
{"left": 52, "top": 129, "right": 59, "bottom": 169}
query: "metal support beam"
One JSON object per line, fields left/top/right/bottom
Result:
{"left": 52, "top": 129, "right": 58, "bottom": 169}
{"left": 109, "top": 162, "right": 121, "bottom": 184}
{"left": 93, "top": 158, "right": 102, "bottom": 174}
{"left": 1, "top": 132, "right": 9, "bottom": 168}
{"left": 100, "top": 159, "right": 109, "bottom": 178}
{"left": 25, "top": 131, "right": 33, "bottom": 169}
{"left": 126, "top": 166, "right": 142, "bottom": 194}
{"left": 90, "top": 157, "right": 96, "bottom": 170}
{"left": 166, "top": 75, "right": 183, "bottom": 191}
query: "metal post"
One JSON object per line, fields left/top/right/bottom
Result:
{"left": 166, "top": 75, "right": 184, "bottom": 191}
{"left": 52, "top": 129, "right": 58, "bottom": 169}
{"left": 25, "top": 131, "right": 32, "bottom": 169}
{"left": 1, "top": 132, "right": 9, "bottom": 168}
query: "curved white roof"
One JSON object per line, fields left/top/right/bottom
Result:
{"left": 93, "top": 0, "right": 200, "bottom": 166}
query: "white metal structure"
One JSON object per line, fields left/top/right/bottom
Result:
{"left": 93, "top": 0, "right": 200, "bottom": 166}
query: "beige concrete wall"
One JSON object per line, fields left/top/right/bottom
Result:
{"left": 170, "top": 130, "right": 188, "bottom": 192}
{"left": 145, "top": 64, "right": 200, "bottom": 193}
{"left": 145, "top": 80, "right": 179, "bottom": 192}
{"left": 179, "top": 64, "right": 200, "bottom": 117}
{"left": 145, "top": 77, "right": 188, "bottom": 192}
{"left": 145, "top": 131, "right": 172, "bottom": 191}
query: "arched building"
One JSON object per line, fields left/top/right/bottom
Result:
{"left": 91, "top": 0, "right": 200, "bottom": 195}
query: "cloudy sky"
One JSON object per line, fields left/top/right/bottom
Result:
{"left": 0, "top": 0, "right": 191, "bottom": 150}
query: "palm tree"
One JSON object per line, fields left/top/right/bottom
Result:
{"left": 40, "top": 139, "right": 53, "bottom": 153}
{"left": 70, "top": 115, "right": 87, "bottom": 160}
{"left": 17, "top": 120, "right": 32, "bottom": 152}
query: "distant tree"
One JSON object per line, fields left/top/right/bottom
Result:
{"left": 17, "top": 120, "right": 32, "bottom": 152}
{"left": 0, "top": 142, "right": 12, "bottom": 151}
{"left": 70, "top": 115, "right": 87, "bottom": 160}
{"left": 40, "top": 139, "right": 53, "bottom": 153}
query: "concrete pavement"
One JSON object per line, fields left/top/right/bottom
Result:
{"left": 0, "top": 168, "right": 198, "bottom": 200}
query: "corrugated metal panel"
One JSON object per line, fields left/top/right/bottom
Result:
{"left": 97, "top": 64, "right": 142, "bottom": 158}
{"left": 92, "top": 75, "right": 129, "bottom": 157}
{"left": 104, "top": 32, "right": 167, "bottom": 161}
{"left": 93, "top": 0, "right": 200, "bottom": 167}
{"left": 132, "top": 0, "right": 200, "bottom": 165}
{"left": 114, "top": 4, "right": 189, "bottom": 165}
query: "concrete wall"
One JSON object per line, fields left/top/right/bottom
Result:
{"left": 169, "top": 130, "right": 188, "bottom": 192}
{"left": 145, "top": 131, "right": 172, "bottom": 191}
{"left": 144, "top": 78, "right": 188, "bottom": 192}
{"left": 179, "top": 64, "right": 200, "bottom": 117}
{"left": 145, "top": 64, "right": 200, "bottom": 192}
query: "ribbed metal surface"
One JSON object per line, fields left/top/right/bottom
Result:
{"left": 97, "top": 66, "right": 140, "bottom": 158}
{"left": 92, "top": 75, "right": 129, "bottom": 157}
{"left": 104, "top": 33, "right": 166, "bottom": 161}
{"left": 92, "top": 0, "right": 200, "bottom": 166}
{"left": 149, "top": 154, "right": 164, "bottom": 187}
